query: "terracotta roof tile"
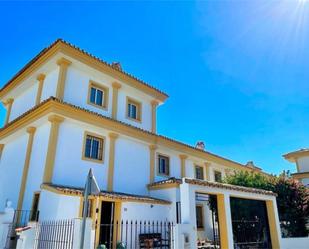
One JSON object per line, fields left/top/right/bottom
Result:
{"left": 0, "top": 97, "right": 267, "bottom": 174}
{"left": 0, "top": 39, "right": 168, "bottom": 99}
{"left": 42, "top": 183, "right": 171, "bottom": 205}
{"left": 184, "top": 178, "right": 277, "bottom": 196}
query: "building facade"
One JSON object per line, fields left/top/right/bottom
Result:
{"left": 284, "top": 149, "right": 309, "bottom": 187}
{"left": 0, "top": 40, "right": 282, "bottom": 249}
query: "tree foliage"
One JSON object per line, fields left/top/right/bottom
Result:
{"left": 224, "top": 171, "right": 309, "bottom": 237}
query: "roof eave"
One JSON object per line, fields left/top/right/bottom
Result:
{"left": 0, "top": 39, "right": 169, "bottom": 102}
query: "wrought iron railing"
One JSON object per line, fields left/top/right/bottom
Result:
{"left": 34, "top": 219, "right": 75, "bottom": 249}
{"left": 98, "top": 220, "right": 175, "bottom": 249}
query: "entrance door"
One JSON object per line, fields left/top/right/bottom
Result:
{"left": 99, "top": 201, "right": 115, "bottom": 248}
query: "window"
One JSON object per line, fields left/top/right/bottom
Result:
{"left": 83, "top": 133, "right": 105, "bottom": 162}
{"left": 88, "top": 81, "right": 108, "bottom": 109}
{"left": 158, "top": 154, "right": 170, "bottom": 176}
{"left": 195, "top": 166, "right": 204, "bottom": 180}
{"left": 126, "top": 97, "right": 141, "bottom": 121}
{"left": 30, "top": 192, "right": 40, "bottom": 221}
{"left": 196, "top": 205, "right": 204, "bottom": 229}
{"left": 214, "top": 171, "right": 222, "bottom": 182}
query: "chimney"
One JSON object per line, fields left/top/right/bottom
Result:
{"left": 246, "top": 161, "right": 255, "bottom": 168}
{"left": 111, "top": 62, "right": 122, "bottom": 71}
{"left": 195, "top": 141, "right": 205, "bottom": 150}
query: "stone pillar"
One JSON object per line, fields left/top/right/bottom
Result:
{"left": 56, "top": 57, "right": 71, "bottom": 100}
{"left": 3, "top": 98, "right": 14, "bottom": 125}
{"left": 217, "top": 193, "right": 234, "bottom": 249}
{"left": 149, "top": 144, "right": 157, "bottom": 183}
{"left": 17, "top": 127, "right": 36, "bottom": 211}
{"left": 42, "top": 115, "right": 64, "bottom": 183}
{"left": 266, "top": 199, "right": 281, "bottom": 249}
{"left": 151, "top": 100, "right": 159, "bottom": 133}
{"left": 205, "top": 162, "right": 211, "bottom": 181}
{"left": 0, "top": 144, "right": 4, "bottom": 159}
{"left": 111, "top": 82, "right": 121, "bottom": 119}
{"left": 179, "top": 154, "right": 188, "bottom": 178}
{"left": 107, "top": 133, "right": 119, "bottom": 191}
{"left": 35, "top": 73, "right": 46, "bottom": 105}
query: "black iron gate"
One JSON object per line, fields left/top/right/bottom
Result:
{"left": 231, "top": 198, "right": 272, "bottom": 249}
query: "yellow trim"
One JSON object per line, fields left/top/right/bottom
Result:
{"left": 17, "top": 126, "right": 36, "bottom": 211}
{"left": 0, "top": 144, "right": 4, "bottom": 160}
{"left": 95, "top": 199, "right": 102, "bottom": 247}
{"left": 35, "top": 74, "right": 46, "bottom": 105}
{"left": 42, "top": 115, "right": 64, "bottom": 183}
{"left": 147, "top": 182, "right": 180, "bottom": 190}
{"left": 81, "top": 131, "right": 106, "bottom": 163}
{"left": 292, "top": 171, "right": 309, "bottom": 180}
{"left": 56, "top": 57, "right": 71, "bottom": 100}
{"left": 151, "top": 100, "right": 159, "bottom": 133}
{"left": 3, "top": 98, "right": 14, "bottom": 125}
{"left": 205, "top": 162, "right": 211, "bottom": 181}
{"left": 217, "top": 194, "right": 229, "bottom": 249}
{"left": 179, "top": 154, "right": 187, "bottom": 178}
{"left": 0, "top": 99, "right": 266, "bottom": 175}
{"left": 113, "top": 202, "right": 122, "bottom": 248}
{"left": 87, "top": 80, "right": 109, "bottom": 110}
{"left": 196, "top": 204, "right": 205, "bottom": 230}
{"left": 157, "top": 152, "right": 170, "bottom": 177}
{"left": 107, "top": 132, "right": 118, "bottom": 191}
{"left": 111, "top": 82, "right": 121, "bottom": 119}
{"left": 283, "top": 149, "right": 309, "bottom": 162}
{"left": 126, "top": 96, "right": 142, "bottom": 123}
{"left": 149, "top": 144, "right": 157, "bottom": 183}
{"left": 40, "top": 183, "right": 170, "bottom": 205}
{"left": 0, "top": 41, "right": 168, "bottom": 102}
{"left": 266, "top": 200, "right": 281, "bottom": 249}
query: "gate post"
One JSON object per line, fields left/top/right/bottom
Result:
{"left": 217, "top": 193, "right": 234, "bottom": 249}
{"left": 180, "top": 181, "right": 197, "bottom": 249}
{"left": 266, "top": 199, "right": 281, "bottom": 249}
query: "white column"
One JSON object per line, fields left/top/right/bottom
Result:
{"left": 180, "top": 182, "right": 197, "bottom": 249}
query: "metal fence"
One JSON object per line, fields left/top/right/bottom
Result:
{"left": 98, "top": 220, "right": 175, "bottom": 249}
{"left": 34, "top": 219, "right": 75, "bottom": 249}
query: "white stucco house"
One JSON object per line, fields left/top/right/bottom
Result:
{"left": 0, "top": 39, "right": 283, "bottom": 249}
{"left": 284, "top": 149, "right": 309, "bottom": 187}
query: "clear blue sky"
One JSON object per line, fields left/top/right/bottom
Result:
{"left": 0, "top": 1, "right": 308, "bottom": 175}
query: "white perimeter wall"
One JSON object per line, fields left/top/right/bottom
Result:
{"left": 121, "top": 202, "right": 172, "bottom": 222}
{"left": 38, "top": 190, "right": 80, "bottom": 221}
{"left": 281, "top": 237, "right": 309, "bottom": 249}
